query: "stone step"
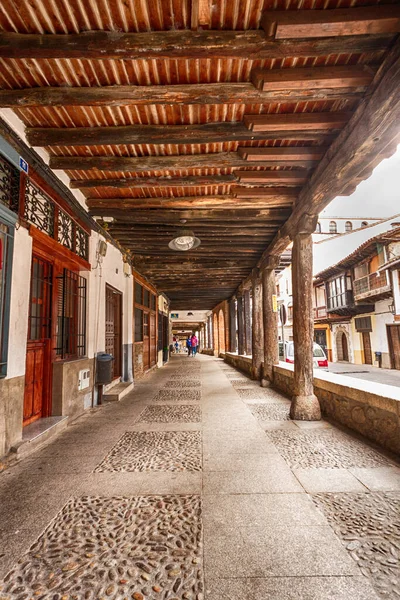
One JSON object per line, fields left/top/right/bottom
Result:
{"left": 103, "top": 381, "right": 134, "bottom": 403}
{"left": 10, "top": 416, "right": 69, "bottom": 461}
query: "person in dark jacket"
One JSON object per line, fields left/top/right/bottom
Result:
{"left": 186, "top": 335, "right": 192, "bottom": 356}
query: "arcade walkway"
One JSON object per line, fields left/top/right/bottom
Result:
{"left": 0, "top": 355, "right": 399, "bottom": 599}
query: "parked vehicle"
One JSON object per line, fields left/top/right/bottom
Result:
{"left": 279, "top": 341, "right": 328, "bottom": 368}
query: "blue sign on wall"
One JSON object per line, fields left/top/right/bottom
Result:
{"left": 171, "top": 313, "right": 179, "bottom": 318}
{"left": 19, "top": 157, "right": 29, "bottom": 173}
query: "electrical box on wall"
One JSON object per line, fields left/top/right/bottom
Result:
{"left": 78, "top": 369, "right": 90, "bottom": 391}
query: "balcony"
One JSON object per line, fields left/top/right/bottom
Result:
{"left": 313, "top": 306, "right": 327, "bottom": 319}
{"left": 327, "top": 290, "right": 373, "bottom": 317}
{"left": 353, "top": 271, "right": 391, "bottom": 302}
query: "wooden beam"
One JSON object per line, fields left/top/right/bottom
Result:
{"left": 71, "top": 175, "right": 238, "bottom": 189}
{"left": 236, "top": 170, "right": 308, "bottom": 184}
{"left": 238, "top": 146, "right": 327, "bottom": 161}
{"left": 0, "top": 82, "right": 369, "bottom": 109}
{"left": 261, "top": 6, "right": 400, "bottom": 39}
{"left": 26, "top": 121, "right": 331, "bottom": 148}
{"left": 50, "top": 152, "right": 317, "bottom": 171}
{"left": 261, "top": 37, "right": 400, "bottom": 261}
{"left": 0, "top": 30, "right": 390, "bottom": 60}
{"left": 86, "top": 192, "right": 297, "bottom": 209}
{"left": 233, "top": 187, "right": 299, "bottom": 200}
{"left": 89, "top": 208, "right": 291, "bottom": 222}
{"left": 251, "top": 65, "right": 374, "bottom": 91}
{"left": 243, "top": 112, "right": 353, "bottom": 132}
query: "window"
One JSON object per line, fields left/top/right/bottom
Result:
{"left": 55, "top": 269, "right": 87, "bottom": 359}
{"left": 355, "top": 316, "right": 372, "bottom": 332}
{"left": 361, "top": 221, "right": 368, "bottom": 228}
{"left": 315, "top": 222, "right": 321, "bottom": 233}
{"left": 345, "top": 221, "right": 353, "bottom": 232}
{"left": 0, "top": 220, "right": 14, "bottom": 378}
{"left": 151, "top": 293, "right": 156, "bottom": 311}
{"left": 329, "top": 221, "right": 337, "bottom": 234}
{"left": 135, "top": 282, "right": 142, "bottom": 304}
{"left": 326, "top": 274, "right": 351, "bottom": 310}
{"left": 135, "top": 308, "right": 143, "bottom": 342}
{"left": 143, "top": 288, "right": 150, "bottom": 308}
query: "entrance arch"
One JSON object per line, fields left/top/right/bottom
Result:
{"left": 213, "top": 312, "right": 219, "bottom": 356}
{"left": 336, "top": 330, "right": 349, "bottom": 362}
{"left": 218, "top": 309, "right": 226, "bottom": 354}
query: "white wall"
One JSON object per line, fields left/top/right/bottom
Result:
{"left": 6, "top": 227, "right": 32, "bottom": 379}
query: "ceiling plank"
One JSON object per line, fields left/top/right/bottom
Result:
{"left": 26, "top": 122, "right": 335, "bottom": 147}
{"left": 0, "top": 83, "right": 367, "bottom": 108}
{"left": 50, "top": 153, "right": 317, "bottom": 171}
{"left": 236, "top": 170, "right": 308, "bottom": 184}
{"left": 71, "top": 175, "right": 238, "bottom": 189}
{"left": 251, "top": 65, "right": 374, "bottom": 91}
{"left": 191, "top": 0, "right": 211, "bottom": 29}
{"left": 237, "top": 146, "right": 327, "bottom": 161}
{"left": 243, "top": 111, "right": 353, "bottom": 132}
{"left": 0, "top": 30, "right": 390, "bottom": 60}
{"left": 261, "top": 6, "right": 400, "bottom": 39}
{"left": 233, "top": 187, "right": 298, "bottom": 199}
{"left": 89, "top": 208, "right": 291, "bottom": 221}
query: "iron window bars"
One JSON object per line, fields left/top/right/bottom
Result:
{"left": 55, "top": 269, "right": 87, "bottom": 359}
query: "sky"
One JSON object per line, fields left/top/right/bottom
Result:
{"left": 321, "top": 144, "right": 400, "bottom": 219}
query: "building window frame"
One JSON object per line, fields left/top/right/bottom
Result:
{"left": 345, "top": 221, "right": 353, "bottom": 232}
{"left": 329, "top": 221, "right": 337, "bottom": 234}
{"left": 0, "top": 205, "right": 16, "bottom": 378}
{"left": 55, "top": 268, "right": 87, "bottom": 360}
{"left": 134, "top": 279, "right": 156, "bottom": 343}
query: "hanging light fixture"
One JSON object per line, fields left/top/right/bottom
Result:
{"left": 168, "top": 229, "right": 201, "bottom": 251}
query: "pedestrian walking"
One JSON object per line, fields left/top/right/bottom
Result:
{"left": 186, "top": 335, "right": 192, "bottom": 356}
{"left": 191, "top": 333, "right": 198, "bottom": 357}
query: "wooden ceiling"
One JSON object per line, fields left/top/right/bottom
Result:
{"left": 0, "top": 0, "right": 399, "bottom": 310}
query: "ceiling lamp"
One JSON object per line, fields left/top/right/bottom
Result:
{"left": 187, "top": 312, "right": 194, "bottom": 316}
{"left": 168, "top": 229, "right": 201, "bottom": 251}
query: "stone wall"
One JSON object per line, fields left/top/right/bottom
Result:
{"left": 224, "top": 353, "right": 253, "bottom": 378}
{"left": 52, "top": 358, "right": 94, "bottom": 421}
{"left": 273, "top": 364, "right": 400, "bottom": 455}
{"left": 0, "top": 375, "right": 25, "bottom": 458}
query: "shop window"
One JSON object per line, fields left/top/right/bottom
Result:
{"left": 151, "top": 293, "right": 156, "bottom": 311}
{"left": 135, "top": 308, "right": 143, "bottom": 342}
{"left": 0, "top": 221, "right": 14, "bottom": 378}
{"left": 55, "top": 269, "right": 87, "bottom": 359}
{"left": 135, "top": 282, "right": 143, "bottom": 305}
{"left": 329, "top": 221, "right": 337, "bottom": 234}
{"left": 143, "top": 288, "right": 150, "bottom": 308}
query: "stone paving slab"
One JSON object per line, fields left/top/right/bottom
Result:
{"left": 267, "top": 430, "right": 391, "bottom": 469}
{"left": 313, "top": 491, "right": 400, "bottom": 599}
{"left": 293, "top": 468, "right": 368, "bottom": 493}
{"left": 165, "top": 379, "right": 201, "bottom": 388}
{"left": 203, "top": 466, "right": 303, "bottom": 494}
{"left": 348, "top": 466, "right": 400, "bottom": 491}
{"left": 152, "top": 389, "right": 202, "bottom": 402}
{"left": 249, "top": 403, "right": 291, "bottom": 421}
{"left": 136, "top": 405, "right": 202, "bottom": 423}
{"left": 0, "top": 495, "right": 203, "bottom": 600}
{"left": 94, "top": 431, "right": 202, "bottom": 472}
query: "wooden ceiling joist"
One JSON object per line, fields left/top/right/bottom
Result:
{"left": 25, "top": 122, "right": 332, "bottom": 148}
{"left": 71, "top": 175, "right": 238, "bottom": 189}
{"left": 49, "top": 153, "right": 317, "bottom": 172}
{"left": 233, "top": 187, "right": 298, "bottom": 200}
{"left": 0, "top": 30, "right": 390, "bottom": 60}
{"left": 243, "top": 112, "right": 353, "bottom": 132}
{"left": 238, "top": 146, "right": 327, "bottom": 161}
{"left": 236, "top": 170, "right": 308, "bottom": 184}
{"left": 90, "top": 208, "right": 291, "bottom": 223}
{"left": 252, "top": 65, "right": 374, "bottom": 91}
{"left": 261, "top": 6, "right": 400, "bottom": 39}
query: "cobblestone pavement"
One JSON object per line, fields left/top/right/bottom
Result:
{"left": 0, "top": 354, "right": 399, "bottom": 600}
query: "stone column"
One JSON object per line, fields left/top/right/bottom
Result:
{"left": 261, "top": 259, "right": 279, "bottom": 387}
{"left": 290, "top": 217, "right": 321, "bottom": 420}
{"left": 244, "top": 289, "right": 252, "bottom": 355}
{"left": 237, "top": 295, "right": 245, "bottom": 356}
{"left": 207, "top": 316, "right": 212, "bottom": 349}
{"left": 251, "top": 268, "right": 264, "bottom": 380}
{"left": 229, "top": 297, "right": 237, "bottom": 353}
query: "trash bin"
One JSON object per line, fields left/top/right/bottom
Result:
{"left": 96, "top": 353, "right": 114, "bottom": 384}
{"left": 374, "top": 351, "right": 382, "bottom": 368}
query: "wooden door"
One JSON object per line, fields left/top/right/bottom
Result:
{"left": 362, "top": 332, "right": 373, "bottom": 365}
{"left": 341, "top": 333, "right": 349, "bottom": 362}
{"left": 143, "top": 311, "right": 150, "bottom": 370}
{"left": 24, "top": 256, "right": 52, "bottom": 426}
{"left": 388, "top": 325, "right": 400, "bottom": 370}
{"left": 150, "top": 313, "right": 156, "bottom": 367}
{"left": 105, "top": 285, "right": 122, "bottom": 379}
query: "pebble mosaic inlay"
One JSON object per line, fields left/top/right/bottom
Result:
{"left": 0, "top": 495, "right": 203, "bottom": 600}
{"left": 230, "top": 379, "right": 258, "bottom": 388}
{"left": 313, "top": 491, "right": 400, "bottom": 599}
{"left": 165, "top": 380, "right": 201, "bottom": 388}
{"left": 236, "top": 388, "right": 278, "bottom": 400}
{"left": 136, "top": 405, "right": 201, "bottom": 423}
{"left": 153, "top": 390, "right": 202, "bottom": 403}
{"left": 249, "top": 403, "right": 290, "bottom": 421}
{"left": 95, "top": 431, "right": 202, "bottom": 472}
{"left": 267, "top": 430, "right": 391, "bottom": 469}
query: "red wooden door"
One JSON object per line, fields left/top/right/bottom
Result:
{"left": 143, "top": 312, "right": 150, "bottom": 370}
{"left": 24, "top": 256, "right": 52, "bottom": 426}
{"left": 105, "top": 285, "right": 122, "bottom": 379}
{"left": 150, "top": 313, "right": 156, "bottom": 366}
{"left": 362, "top": 332, "right": 373, "bottom": 365}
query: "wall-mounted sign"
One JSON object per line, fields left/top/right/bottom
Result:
{"left": 19, "top": 157, "right": 28, "bottom": 173}
{"left": 171, "top": 313, "right": 179, "bottom": 318}
{"left": 272, "top": 295, "right": 278, "bottom": 313}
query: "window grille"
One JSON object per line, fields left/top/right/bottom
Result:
{"left": 355, "top": 316, "right": 372, "bottom": 332}
{"left": 0, "top": 156, "right": 20, "bottom": 213}
{"left": 55, "top": 269, "right": 87, "bottom": 359}
{"left": 28, "top": 257, "right": 53, "bottom": 342}
{"left": 0, "top": 221, "right": 14, "bottom": 377}
{"left": 24, "top": 180, "right": 55, "bottom": 237}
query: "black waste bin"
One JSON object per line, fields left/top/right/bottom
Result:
{"left": 96, "top": 353, "right": 114, "bottom": 384}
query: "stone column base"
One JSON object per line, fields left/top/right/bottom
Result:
{"left": 261, "top": 378, "right": 273, "bottom": 388}
{"left": 290, "top": 394, "right": 321, "bottom": 421}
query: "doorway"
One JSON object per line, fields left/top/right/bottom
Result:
{"left": 24, "top": 256, "right": 53, "bottom": 426}
{"left": 105, "top": 284, "right": 122, "bottom": 379}
{"left": 336, "top": 331, "right": 349, "bottom": 362}
{"left": 362, "top": 331, "right": 373, "bottom": 365}
{"left": 143, "top": 311, "right": 150, "bottom": 371}
{"left": 387, "top": 325, "right": 400, "bottom": 370}
{"left": 150, "top": 312, "right": 156, "bottom": 367}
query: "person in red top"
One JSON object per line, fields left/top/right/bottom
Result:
{"left": 190, "top": 333, "right": 198, "bottom": 357}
